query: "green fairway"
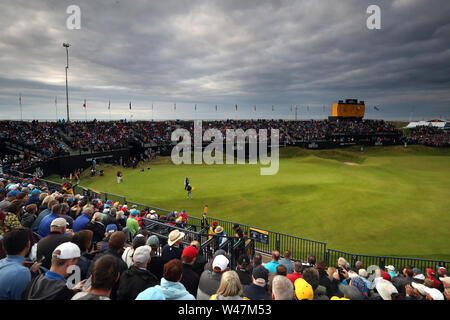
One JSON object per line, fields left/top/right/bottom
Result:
{"left": 47, "top": 145, "right": 450, "bottom": 261}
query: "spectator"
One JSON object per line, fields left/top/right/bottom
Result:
{"left": 302, "top": 267, "right": 329, "bottom": 300}
{"left": 279, "top": 250, "right": 294, "bottom": 274}
{"left": 272, "top": 275, "right": 294, "bottom": 300}
{"left": 21, "top": 204, "right": 38, "bottom": 228}
{"left": 243, "top": 265, "right": 271, "bottom": 300}
{"left": 161, "top": 229, "right": 185, "bottom": 263}
{"left": 287, "top": 261, "right": 303, "bottom": 285}
{"left": 406, "top": 283, "right": 426, "bottom": 300}
{"left": 180, "top": 245, "right": 200, "bottom": 298}
{"left": 31, "top": 198, "right": 57, "bottom": 233}
{"left": 3, "top": 200, "right": 23, "bottom": 234}
{"left": 235, "top": 254, "right": 252, "bottom": 286}
{"left": 210, "top": 270, "right": 248, "bottom": 300}
{"left": 392, "top": 266, "right": 413, "bottom": 295}
{"left": 85, "top": 212, "right": 106, "bottom": 244}
{"left": 423, "top": 286, "right": 444, "bottom": 300}
{"left": 375, "top": 279, "right": 398, "bottom": 300}
{"left": 72, "top": 254, "right": 120, "bottom": 300}
{"left": 117, "top": 245, "right": 158, "bottom": 300}
{"left": 252, "top": 252, "right": 263, "bottom": 269}
{"left": 385, "top": 265, "right": 397, "bottom": 279}
{"left": 71, "top": 229, "right": 95, "bottom": 280}
{"left": 190, "top": 240, "right": 207, "bottom": 277}
{"left": 115, "top": 210, "right": 126, "bottom": 230}
{"left": 122, "top": 234, "right": 147, "bottom": 268}
{"left": 88, "top": 231, "right": 128, "bottom": 300}
{"left": 72, "top": 206, "right": 94, "bottom": 233}
{"left": 214, "top": 226, "right": 227, "bottom": 247}
{"left": 126, "top": 209, "right": 140, "bottom": 237}
{"left": 317, "top": 260, "right": 334, "bottom": 298}
{"left": 264, "top": 250, "right": 280, "bottom": 274}
{"left": 136, "top": 259, "right": 194, "bottom": 300}
{"left": 146, "top": 235, "right": 164, "bottom": 281}
{"left": 37, "top": 203, "right": 63, "bottom": 237}
{"left": 439, "top": 276, "right": 450, "bottom": 300}
{"left": 59, "top": 203, "right": 74, "bottom": 229}
{"left": 197, "top": 254, "right": 229, "bottom": 300}
{"left": 36, "top": 218, "right": 71, "bottom": 270}
{"left": 0, "top": 229, "right": 40, "bottom": 300}
{"left": 425, "top": 268, "right": 441, "bottom": 289}
{"left": 23, "top": 242, "right": 82, "bottom": 300}
{"left": 268, "top": 264, "right": 287, "bottom": 294}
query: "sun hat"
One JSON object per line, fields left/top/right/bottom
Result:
{"left": 385, "top": 265, "right": 395, "bottom": 271}
{"left": 294, "top": 278, "right": 314, "bottom": 300}
{"left": 167, "top": 229, "right": 185, "bottom": 246}
{"left": 439, "top": 277, "right": 450, "bottom": 287}
{"left": 215, "top": 226, "right": 224, "bottom": 234}
{"left": 411, "top": 282, "right": 427, "bottom": 296}
{"left": 52, "top": 242, "right": 80, "bottom": 260}
{"left": 133, "top": 245, "right": 152, "bottom": 265}
{"left": 358, "top": 269, "right": 368, "bottom": 278}
{"left": 423, "top": 286, "right": 444, "bottom": 300}
{"left": 212, "top": 254, "right": 229, "bottom": 272}
{"left": 375, "top": 279, "right": 398, "bottom": 300}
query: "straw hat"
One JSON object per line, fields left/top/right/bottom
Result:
{"left": 168, "top": 229, "right": 185, "bottom": 246}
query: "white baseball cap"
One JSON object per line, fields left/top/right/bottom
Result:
{"left": 212, "top": 255, "right": 229, "bottom": 272}
{"left": 50, "top": 218, "right": 69, "bottom": 228}
{"left": 52, "top": 242, "right": 81, "bottom": 260}
{"left": 423, "top": 286, "right": 444, "bottom": 300}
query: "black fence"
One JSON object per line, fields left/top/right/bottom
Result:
{"left": 3, "top": 172, "right": 449, "bottom": 272}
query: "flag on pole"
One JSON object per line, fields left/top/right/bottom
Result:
{"left": 129, "top": 102, "right": 132, "bottom": 110}
{"left": 108, "top": 100, "right": 110, "bottom": 110}
{"left": 254, "top": 105, "right": 256, "bottom": 111}
{"left": 235, "top": 104, "right": 238, "bottom": 111}
{"left": 83, "top": 99, "right": 86, "bottom": 108}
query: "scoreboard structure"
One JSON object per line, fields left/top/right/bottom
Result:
{"left": 330, "top": 99, "right": 365, "bottom": 120}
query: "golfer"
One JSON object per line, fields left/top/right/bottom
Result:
{"left": 186, "top": 184, "right": 192, "bottom": 199}
{"left": 184, "top": 177, "right": 189, "bottom": 190}
{"left": 117, "top": 171, "right": 123, "bottom": 184}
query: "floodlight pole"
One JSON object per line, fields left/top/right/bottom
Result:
{"left": 63, "top": 43, "right": 71, "bottom": 122}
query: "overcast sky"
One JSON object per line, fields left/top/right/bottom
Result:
{"left": 0, "top": 0, "right": 449, "bottom": 121}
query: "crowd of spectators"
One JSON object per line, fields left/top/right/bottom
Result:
{"left": 405, "top": 126, "right": 450, "bottom": 147}
{"left": 0, "top": 175, "right": 448, "bottom": 301}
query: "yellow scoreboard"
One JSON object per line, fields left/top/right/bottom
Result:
{"left": 331, "top": 99, "right": 365, "bottom": 118}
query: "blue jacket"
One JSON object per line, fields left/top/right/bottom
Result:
{"left": 37, "top": 213, "right": 59, "bottom": 237}
{"left": 279, "top": 258, "right": 294, "bottom": 274}
{"left": 72, "top": 214, "right": 90, "bottom": 232}
{"left": 0, "top": 255, "right": 31, "bottom": 300}
{"left": 264, "top": 261, "right": 279, "bottom": 274}
{"left": 31, "top": 208, "right": 51, "bottom": 233}
{"left": 156, "top": 278, "right": 195, "bottom": 300}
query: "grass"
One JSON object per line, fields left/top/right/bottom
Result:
{"left": 46, "top": 145, "right": 450, "bottom": 261}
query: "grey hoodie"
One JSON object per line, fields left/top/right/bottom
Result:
{"left": 23, "top": 274, "right": 74, "bottom": 300}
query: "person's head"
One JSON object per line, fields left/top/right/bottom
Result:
{"left": 50, "top": 242, "right": 81, "bottom": 277}
{"left": 355, "top": 261, "right": 363, "bottom": 271}
{"left": 6, "top": 200, "right": 23, "bottom": 215}
{"left": 307, "top": 254, "right": 316, "bottom": 266}
{"left": 424, "top": 278, "right": 434, "bottom": 288}
{"left": 136, "top": 229, "right": 149, "bottom": 241}
{"left": 215, "top": 271, "right": 243, "bottom": 297}
{"left": 181, "top": 245, "right": 198, "bottom": 265}
{"left": 71, "top": 229, "right": 94, "bottom": 252}
{"left": 42, "top": 195, "right": 55, "bottom": 206}
{"left": 276, "top": 264, "right": 287, "bottom": 276}
{"left": 237, "top": 254, "right": 251, "bottom": 270}
{"left": 403, "top": 266, "right": 414, "bottom": 278}
{"left": 253, "top": 253, "right": 262, "bottom": 267}
{"left": 163, "top": 259, "right": 183, "bottom": 282}
{"left": 2, "top": 228, "right": 31, "bottom": 256}
{"left": 132, "top": 245, "right": 152, "bottom": 268}
{"left": 337, "top": 257, "right": 349, "bottom": 269}
{"left": 283, "top": 250, "right": 291, "bottom": 259}
{"left": 109, "top": 207, "right": 117, "bottom": 217}
{"left": 108, "top": 231, "right": 126, "bottom": 253}
{"left": 51, "top": 203, "right": 63, "bottom": 215}
{"left": 82, "top": 206, "right": 94, "bottom": 217}
{"left": 89, "top": 254, "right": 119, "bottom": 292}
{"left": 272, "top": 275, "right": 294, "bottom": 300}
{"left": 116, "top": 210, "right": 124, "bottom": 220}
{"left": 327, "top": 267, "right": 336, "bottom": 278}
{"left": 294, "top": 278, "right": 314, "bottom": 300}
{"left": 294, "top": 261, "right": 303, "bottom": 274}
{"left": 190, "top": 240, "right": 200, "bottom": 250}
{"left": 252, "top": 265, "right": 269, "bottom": 287}
{"left": 91, "top": 212, "right": 103, "bottom": 223}
{"left": 167, "top": 229, "right": 185, "bottom": 247}
{"left": 132, "top": 234, "right": 147, "bottom": 250}
{"left": 271, "top": 250, "right": 280, "bottom": 262}
{"left": 25, "top": 204, "right": 38, "bottom": 216}
{"left": 60, "top": 203, "right": 69, "bottom": 215}
{"left": 50, "top": 217, "right": 68, "bottom": 234}
{"left": 302, "top": 267, "right": 320, "bottom": 291}
{"left": 212, "top": 254, "right": 229, "bottom": 273}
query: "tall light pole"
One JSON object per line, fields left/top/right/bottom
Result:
{"left": 63, "top": 42, "right": 70, "bottom": 122}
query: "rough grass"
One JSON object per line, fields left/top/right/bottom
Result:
{"left": 46, "top": 145, "right": 450, "bottom": 260}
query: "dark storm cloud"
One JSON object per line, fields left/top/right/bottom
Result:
{"left": 0, "top": 0, "right": 449, "bottom": 121}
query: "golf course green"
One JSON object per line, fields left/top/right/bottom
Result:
{"left": 47, "top": 145, "right": 450, "bottom": 261}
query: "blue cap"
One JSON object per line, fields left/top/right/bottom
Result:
{"left": 131, "top": 209, "right": 139, "bottom": 216}
{"left": 106, "top": 224, "right": 118, "bottom": 233}
{"left": 32, "top": 189, "right": 42, "bottom": 195}
{"left": 7, "top": 190, "right": 20, "bottom": 197}
{"left": 22, "top": 183, "right": 29, "bottom": 187}
{"left": 105, "top": 204, "right": 111, "bottom": 208}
